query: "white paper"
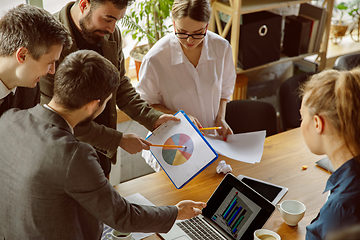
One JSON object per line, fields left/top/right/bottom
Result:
{"left": 205, "top": 131, "right": 266, "bottom": 164}
{"left": 124, "top": 193, "right": 156, "bottom": 240}
{"left": 124, "top": 192, "right": 155, "bottom": 206}
{"left": 103, "top": 193, "right": 156, "bottom": 240}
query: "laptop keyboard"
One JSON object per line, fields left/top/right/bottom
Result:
{"left": 177, "top": 216, "right": 225, "bottom": 240}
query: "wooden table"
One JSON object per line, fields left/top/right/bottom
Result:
{"left": 114, "top": 128, "right": 331, "bottom": 240}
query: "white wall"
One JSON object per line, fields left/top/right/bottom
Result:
{"left": 0, "top": 0, "right": 26, "bottom": 16}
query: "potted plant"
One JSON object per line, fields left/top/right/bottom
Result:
{"left": 330, "top": 2, "right": 349, "bottom": 44}
{"left": 121, "top": 0, "right": 174, "bottom": 79}
{"left": 347, "top": 0, "right": 360, "bottom": 41}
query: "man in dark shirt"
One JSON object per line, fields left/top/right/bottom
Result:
{"left": 41, "top": 0, "right": 178, "bottom": 176}
{"left": 0, "top": 4, "right": 71, "bottom": 116}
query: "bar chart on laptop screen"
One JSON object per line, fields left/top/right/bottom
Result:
{"left": 211, "top": 190, "right": 254, "bottom": 239}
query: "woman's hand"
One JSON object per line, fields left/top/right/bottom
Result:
{"left": 216, "top": 99, "right": 233, "bottom": 141}
{"left": 215, "top": 118, "right": 233, "bottom": 141}
{"left": 188, "top": 114, "right": 203, "bottom": 129}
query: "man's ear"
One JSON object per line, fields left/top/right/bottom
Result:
{"left": 313, "top": 115, "right": 324, "bottom": 134}
{"left": 84, "top": 99, "right": 100, "bottom": 115}
{"left": 15, "top": 47, "right": 29, "bottom": 64}
{"left": 79, "top": 0, "right": 90, "bottom": 13}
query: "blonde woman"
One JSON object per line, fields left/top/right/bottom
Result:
{"left": 300, "top": 69, "right": 360, "bottom": 240}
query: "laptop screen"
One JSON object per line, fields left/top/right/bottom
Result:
{"left": 202, "top": 174, "right": 275, "bottom": 240}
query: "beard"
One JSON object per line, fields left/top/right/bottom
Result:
{"left": 79, "top": 10, "right": 110, "bottom": 44}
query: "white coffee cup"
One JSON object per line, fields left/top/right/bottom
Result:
{"left": 277, "top": 200, "right": 306, "bottom": 226}
{"left": 105, "top": 230, "right": 132, "bottom": 240}
{"left": 254, "top": 229, "right": 281, "bottom": 240}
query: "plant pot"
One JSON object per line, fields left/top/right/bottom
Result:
{"left": 330, "top": 21, "right": 348, "bottom": 44}
{"left": 129, "top": 44, "right": 149, "bottom": 80}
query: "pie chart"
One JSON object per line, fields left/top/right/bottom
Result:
{"left": 162, "top": 133, "right": 194, "bottom": 166}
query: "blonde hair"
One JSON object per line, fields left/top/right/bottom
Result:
{"left": 171, "top": 0, "right": 211, "bottom": 23}
{"left": 301, "top": 68, "right": 360, "bottom": 160}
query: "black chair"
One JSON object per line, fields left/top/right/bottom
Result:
{"left": 225, "top": 99, "right": 278, "bottom": 137}
{"left": 333, "top": 52, "right": 360, "bottom": 70}
{"left": 277, "top": 73, "right": 310, "bottom": 131}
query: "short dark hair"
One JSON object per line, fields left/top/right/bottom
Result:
{"left": 171, "top": 0, "right": 211, "bottom": 23}
{"left": 0, "top": 4, "right": 72, "bottom": 61}
{"left": 53, "top": 50, "right": 120, "bottom": 110}
{"left": 76, "top": 0, "right": 135, "bottom": 10}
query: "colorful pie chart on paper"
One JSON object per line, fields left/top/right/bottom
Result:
{"left": 162, "top": 133, "right": 194, "bottom": 166}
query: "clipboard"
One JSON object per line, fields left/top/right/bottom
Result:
{"left": 147, "top": 110, "right": 218, "bottom": 188}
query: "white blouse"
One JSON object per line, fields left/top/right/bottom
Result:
{"left": 136, "top": 31, "right": 236, "bottom": 127}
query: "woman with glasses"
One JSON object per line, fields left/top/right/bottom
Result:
{"left": 136, "top": 0, "right": 236, "bottom": 171}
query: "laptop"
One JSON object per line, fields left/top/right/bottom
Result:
{"left": 159, "top": 173, "right": 275, "bottom": 240}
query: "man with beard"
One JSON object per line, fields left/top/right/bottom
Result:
{"left": 40, "top": 0, "right": 178, "bottom": 177}
{"left": 0, "top": 50, "right": 205, "bottom": 240}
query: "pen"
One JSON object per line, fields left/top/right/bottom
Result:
{"left": 200, "top": 127, "right": 222, "bottom": 130}
{"left": 150, "top": 144, "right": 186, "bottom": 148}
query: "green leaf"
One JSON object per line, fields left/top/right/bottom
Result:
{"left": 121, "top": 0, "right": 174, "bottom": 47}
{"left": 120, "top": 15, "right": 156, "bottom": 43}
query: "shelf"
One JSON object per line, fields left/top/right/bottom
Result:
{"left": 236, "top": 52, "right": 319, "bottom": 74}
{"left": 210, "top": 0, "right": 334, "bottom": 77}
{"left": 241, "top": 0, "right": 310, "bottom": 14}
{"left": 212, "top": 0, "right": 311, "bottom": 15}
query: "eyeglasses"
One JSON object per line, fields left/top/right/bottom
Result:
{"left": 175, "top": 32, "right": 207, "bottom": 39}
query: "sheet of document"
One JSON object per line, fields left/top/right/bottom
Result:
{"left": 205, "top": 130, "right": 266, "bottom": 164}
{"left": 125, "top": 193, "right": 156, "bottom": 240}
{"left": 102, "top": 193, "right": 156, "bottom": 240}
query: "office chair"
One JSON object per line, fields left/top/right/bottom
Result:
{"left": 277, "top": 73, "right": 310, "bottom": 131}
{"left": 333, "top": 52, "right": 360, "bottom": 70}
{"left": 225, "top": 99, "right": 278, "bottom": 137}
